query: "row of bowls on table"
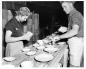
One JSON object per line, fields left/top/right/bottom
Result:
{"left": 2, "top": 41, "right": 65, "bottom": 62}
{"left": 2, "top": 46, "right": 58, "bottom": 62}
{"left": 3, "top": 44, "right": 58, "bottom": 64}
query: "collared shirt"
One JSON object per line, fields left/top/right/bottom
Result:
{"left": 68, "top": 9, "right": 84, "bottom": 37}
{"left": 5, "top": 17, "right": 24, "bottom": 37}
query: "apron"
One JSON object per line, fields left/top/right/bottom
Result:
{"left": 5, "top": 41, "right": 24, "bottom": 57}
{"left": 68, "top": 37, "right": 84, "bottom": 66}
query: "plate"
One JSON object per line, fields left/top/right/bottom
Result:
{"left": 26, "top": 51, "right": 36, "bottom": 56}
{"left": 3, "top": 57, "right": 16, "bottom": 62}
{"left": 44, "top": 47, "right": 58, "bottom": 53}
{"left": 34, "top": 53, "right": 53, "bottom": 62}
{"left": 22, "top": 48, "right": 30, "bottom": 52}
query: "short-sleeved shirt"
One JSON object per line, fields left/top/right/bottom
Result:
{"left": 5, "top": 17, "right": 24, "bottom": 37}
{"left": 68, "top": 9, "right": 84, "bottom": 37}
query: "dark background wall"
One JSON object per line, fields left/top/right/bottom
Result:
{"left": 27, "top": 1, "right": 83, "bottom": 35}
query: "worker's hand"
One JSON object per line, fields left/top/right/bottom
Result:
{"left": 58, "top": 26, "right": 67, "bottom": 33}
{"left": 23, "top": 31, "right": 33, "bottom": 41}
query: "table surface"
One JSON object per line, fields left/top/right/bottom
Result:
{"left": 2, "top": 44, "right": 68, "bottom": 67}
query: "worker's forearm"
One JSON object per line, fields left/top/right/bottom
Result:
{"left": 60, "top": 29, "right": 78, "bottom": 39}
{"left": 5, "top": 36, "right": 24, "bottom": 43}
